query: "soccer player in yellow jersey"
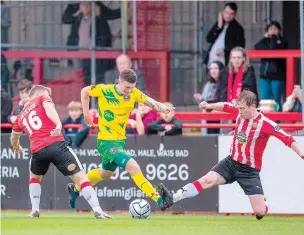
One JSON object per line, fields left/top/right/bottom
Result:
{"left": 67, "top": 69, "right": 175, "bottom": 213}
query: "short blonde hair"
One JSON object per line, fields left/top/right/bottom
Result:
{"left": 67, "top": 101, "right": 82, "bottom": 112}
{"left": 163, "top": 102, "right": 174, "bottom": 108}
{"left": 29, "top": 85, "right": 52, "bottom": 98}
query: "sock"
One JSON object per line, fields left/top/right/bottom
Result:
{"left": 75, "top": 168, "right": 104, "bottom": 192}
{"left": 131, "top": 171, "right": 161, "bottom": 204}
{"left": 29, "top": 178, "right": 41, "bottom": 212}
{"left": 265, "top": 205, "right": 269, "bottom": 214}
{"left": 80, "top": 182, "right": 102, "bottom": 213}
{"left": 173, "top": 181, "right": 203, "bottom": 203}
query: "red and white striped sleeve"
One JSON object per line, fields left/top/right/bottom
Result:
{"left": 223, "top": 102, "right": 239, "bottom": 115}
{"left": 263, "top": 119, "right": 295, "bottom": 147}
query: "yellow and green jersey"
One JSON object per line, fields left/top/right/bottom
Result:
{"left": 88, "top": 84, "right": 149, "bottom": 140}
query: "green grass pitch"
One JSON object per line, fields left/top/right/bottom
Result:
{"left": 2, "top": 211, "right": 304, "bottom": 235}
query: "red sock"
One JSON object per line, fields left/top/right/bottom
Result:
{"left": 193, "top": 180, "right": 203, "bottom": 193}
{"left": 80, "top": 181, "right": 92, "bottom": 191}
{"left": 29, "top": 178, "right": 41, "bottom": 184}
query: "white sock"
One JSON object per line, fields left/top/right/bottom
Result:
{"left": 81, "top": 185, "right": 102, "bottom": 213}
{"left": 173, "top": 183, "right": 200, "bottom": 203}
{"left": 29, "top": 182, "right": 41, "bottom": 212}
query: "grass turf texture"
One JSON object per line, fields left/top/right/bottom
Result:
{"left": 2, "top": 211, "right": 304, "bottom": 235}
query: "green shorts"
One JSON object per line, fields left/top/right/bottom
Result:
{"left": 97, "top": 139, "right": 131, "bottom": 172}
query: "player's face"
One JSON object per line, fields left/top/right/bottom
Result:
{"left": 160, "top": 110, "right": 174, "bottom": 122}
{"left": 69, "top": 109, "right": 82, "bottom": 121}
{"left": 230, "top": 51, "right": 245, "bottom": 69}
{"left": 116, "top": 56, "right": 132, "bottom": 72}
{"left": 138, "top": 103, "right": 151, "bottom": 115}
{"left": 237, "top": 101, "right": 255, "bottom": 119}
{"left": 222, "top": 6, "right": 236, "bottom": 23}
{"left": 118, "top": 80, "right": 136, "bottom": 95}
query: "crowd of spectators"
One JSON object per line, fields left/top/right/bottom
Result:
{"left": 0, "top": 1, "right": 302, "bottom": 141}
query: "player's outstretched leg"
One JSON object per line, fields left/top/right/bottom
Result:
{"left": 124, "top": 158, "right": 167, "bottom": 211}
{"left": 69, "top": 171, "right": 113, "bottom": 219}
{"left": 249, "top": 195, "right": 268, "bottom": 220}
{"left": 158, "top": 171, "right": 225, "bottom": 209}
{"left": 28, "top": 172, "right": 42, "bottom": 218}
{"left": 68, "top": 168, "right": 113, "bottom": 209}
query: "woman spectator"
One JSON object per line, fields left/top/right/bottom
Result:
{"left": 193, "top": 61, "right": 224, "bottom": 134}
{"left": 219, "top": 47, "right": 258, "bottom": 103}
{"left": 254, "top": 21, "right": 287, "bottom": 111}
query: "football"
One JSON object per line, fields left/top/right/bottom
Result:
{"left": 129, "top": 199, "right": 151, "bottom": 219}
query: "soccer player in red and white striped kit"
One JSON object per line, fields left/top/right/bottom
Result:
{"left": 158, "top": 90, "right": 304, "bottom": 220}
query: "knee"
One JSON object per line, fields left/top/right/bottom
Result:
{"left": 125, "top": 159, "right": 141, "bottom": 175}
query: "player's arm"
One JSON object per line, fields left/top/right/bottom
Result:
{"left": 143, "top": 97, "right": 172, "bottom": 113}
{"left": 199, "top": 101, "right": 239, "bottom": 115}
{"left": 10, "top": 119, "right": 23, "bottom": 153}
{"left": 42, "top": 97, "right": 62, "bottom": 136}
{"left": 81, "top": 85, "right": 103, "bottom": 126}
{"left": 266, "top": 122, "right": 304, "bottom": 159}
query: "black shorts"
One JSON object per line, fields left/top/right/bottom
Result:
{"left": 211, "top": 156, "right": 264, "bottom": 195}
{"left": 30, "top": 141, "right": 83, "bottom": 176}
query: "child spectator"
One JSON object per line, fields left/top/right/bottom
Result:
{"left": 127, "top": 102, "right": 157, "bottom": 135}
{"left": 9, "top": 79, "right": 32, "bottom": 124}
{"left": 148, "top": 102, "right": 182, "bottom": 136}
{"left": 62, "top": 101, "right": 90, "bottom": 147}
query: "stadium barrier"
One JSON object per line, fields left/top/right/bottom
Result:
{"left": 1, "top": 112, "right": 303, "bottom": 131}
{"left": 1, "top": 134, "right": 304, "bottom": 214}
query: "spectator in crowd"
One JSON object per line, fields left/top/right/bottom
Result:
{"left": 8, "top": 79, "right": 32, "bottom": 124}
{"left": 105, "top": 54, "right": 145, "bottom": 92}
{"left": 1, "top": 84, "right": 13, "bottom": 133}
{"left": 219, "top": 47, "right": 258, "bottom": 103}
{"left": 148, "top": 102, "right": 182, "bottom": 136}
{"left": 283, "top": 85, "right": 302, "bottom": 112}
{"left": 62, "top": 101, "right": 90, "bottom": 147}
{"left": 193, "top": 61, "right": 224, "bottom": 134}
{"left": 254, "top": 21, "right": 287, "bottom": 111}
{"left": 62, "top": 1, "right": 121, "bottom": 86}
{"left": 1, "top": 0, "right": 11, "bottom": 51}
{"left": 205, "top": 2, "right": 245, "bottom": 67}
{"left": 127, "top": 103, "right": 157, "bottom": 135}
{"left": 1, "top": 54, "right": 10, "bottom": 92}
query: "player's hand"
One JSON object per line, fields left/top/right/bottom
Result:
{"left": 300, "top": 153, "right": 304, "bottom": 160}
{"left": 164, "top": 125, "right": 172, "bottom": 132}
{"left": 162, "top": 105, "right": 175, "bottom": 114}
{"left": 84, "top": 114, "right": 95, "bottom": 127}
{"left": 12, "top": 144, "right": 23, "bottom": 153}
{"left": 50, "top": 124, "right": 62, "bottom": 136}
{"left": 198, "top": 101, "right": 211, "bottom": 110}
